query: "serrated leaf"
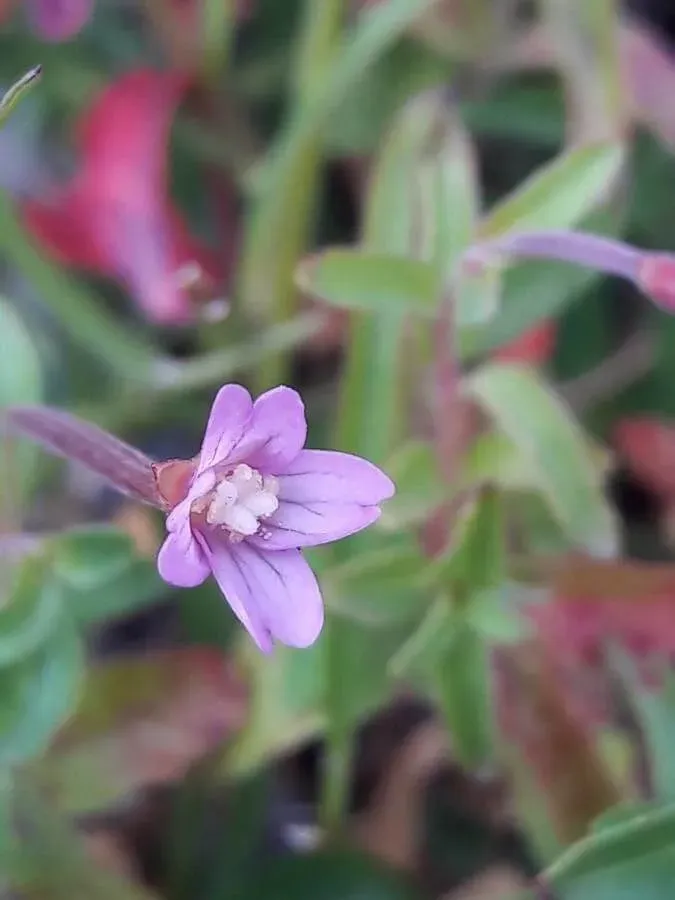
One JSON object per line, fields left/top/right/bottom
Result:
{"left": 298, "top": 250, "right": 437, "bottom": 315}
{"left": 466, "top": 364, "right": 618, "bottom": 555}
{"left": 7, "top": 406, "right": 161, "bottom": 507}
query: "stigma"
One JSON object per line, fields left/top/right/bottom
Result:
{"left": 204, "top": 464, "right": 279, "bottom": 538}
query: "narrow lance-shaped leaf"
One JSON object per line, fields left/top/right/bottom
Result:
{"left": 466, "top": 364, "right": 618, "bottom": 556}
{"left": 0, "top": 298, "right": 43, "bottom": 500}
{"left": 297, "top": 250, "right": 437, "bottom": 315}
{"left": 334, "top": 88, "right": 443, "bottom": 462}
{"left": 0, "top": 66, "right": 41, "bottom": 129}
{"left": 436, "top": 621, "right": 494, "bottom": 768}
{"left": 6, "top": 406, "right": 162, "bottom": 507}
{"left": 479, "top": 142, "right": 624, "bottom": 239}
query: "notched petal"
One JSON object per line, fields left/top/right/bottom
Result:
{"left": 199, "top": 384, "right": 253, "bottom": 471}
{"left": 157, "top": 526, "right": 210, "bottom": 588}
{"left": 232, "top": 385, "right": 307, "bottom": 473}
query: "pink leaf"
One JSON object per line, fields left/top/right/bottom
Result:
{"left": 7, "top": 406, "right": 162, "bottom": 507}
{"left": 22, "top": 69, "right": 223, "bottom": 325}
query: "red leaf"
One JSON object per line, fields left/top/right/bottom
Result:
{"left": 7, "top": 405, "right": 162, "bottom": 507}
{"left": 495, "top": 647, "right": 621, "bottom": 843}
{"left": 22, "top": 69, "right": 223, "bottom": 324}
{"left": 42, "top": 649, "right": 249, "bottom": 812}
{"left": 636, "top": 253, "right": 675, "bottom": 313}
{"left": 614, "top": 416, "right": 675, "bottom": 499}
{"left": 493, "top": 321, "right": 556, "bottom": 365}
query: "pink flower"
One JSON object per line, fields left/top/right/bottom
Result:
{"left": 22, "top": 69, "right": 223, "bottom": 324}
{"left": 26, "top": 0, "right": 92, "bottom": 40}
{"left": 156, "top": 384, "right": 395, "bottom": 651}
{"left": 0, "top": 0, "right": 92, "bottom": 40}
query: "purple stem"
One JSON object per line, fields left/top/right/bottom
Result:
{"left": 469, "top": 229, "right": 642, "bottom": 283}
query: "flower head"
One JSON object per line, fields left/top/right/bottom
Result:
{"left": 155, "top": 385, "right": 395, "bottom": 652}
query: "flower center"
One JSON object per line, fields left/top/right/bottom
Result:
{"left": 203, "top": 464, "right": 279, "bottom": 540}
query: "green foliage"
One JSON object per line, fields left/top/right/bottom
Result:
{"left": 4, "top": 0, "right": 675, "bottom": 895}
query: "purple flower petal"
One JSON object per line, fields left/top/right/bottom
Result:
{"left": 279, "top": 450, "right": 396, "bottom": 504}
{"left": 251, "top": 502, "right": 382, "bottom": 550}
{"left": 28, "top": 0, "right": 92, "bottom": 41}
{"left": 157, "top": 524, "right": 210, "bottom": 587}
{"left": 204, "top": 538, "right": 324, "bottom": 650}
{"left": 247, "top": 450, "right": 395, "bottom": 550}
{"left": 230, "top": 386, "right": 307, "bottom": 473}
{"left": 199, "top": 384, "right": 252, "bottom": 472}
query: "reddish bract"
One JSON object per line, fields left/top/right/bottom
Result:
{"left": 22, "top": 69, "right": 223, "bottom": 324}
{"left": 614, "top": 417, "right": 675, "bottom": 499}
{"left": 493, "top": 321, "right": 556, "bottom": 365}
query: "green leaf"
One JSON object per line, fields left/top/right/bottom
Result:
{"left": 613, "top": 650, "right": 675, "bottom": 803}
{"left": 0, "top": 552, "right": 62, "bottom": 669}
{"left": 0, "top": 299, "right": 42, "bottom": 409}
{"left": 298, "top": 250, "right": 437, "bottom": 315}
{"left": 479, "top": 142, "right": 624, "bottom": 238}
{"left": 545, "top": 802, "right": 675, "bottom": 898}
{"left": 0, "top": 66, "right": 41, "bottom": 128}
{"left": 52, "top": 527, "right": 139, "bottom": 590}
{"left": 440, "top": 488, "right": 505, "bottom": 590}
{"left": 319, "top": 0, "right": 441, "bottom": 124}
{"left": 592, "top": 802, "right": 668, "bottom": 835}
{"left": 455, "top": 257, "right": 501, "bottom": 327}
{"left": 466, "top": 363, "right": 618, "bottom": 555}
{"left": 388, "top": 597, "right": 454, "bottom": 679}
{"left": 323, "top": 539, "right": 432, "bottom": 626}
{"left": 232, "top": 849, "right": 421, "bottom": 900}
{"left": 0, "top": 616, "right": 83, "bottom": 765}
{"left": 229, "top": 641, "right": 325, "bottom": 775}
{"left": 435, "top": 622, "right": 494, "bottom": 768}
{"left": 0, "top": 192, "right": 155, "bottom": 381}
{"left": 0, "top": 298, "right": 42, "bottom": 497}
{"left": 380, "top": 442, "right": 449, "bottom": 531}
{"left": 465, "top": 586, "right": 531, "bottom": 645}
{"left": 50, "top": 526, "right": 165, "bottom": 625}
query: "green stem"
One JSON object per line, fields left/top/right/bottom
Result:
{"left": 239, "top": 0, "right": 344, "bottom": 392}
{"left": 319, "top": 615, "right": 353, "bottom": 841}
{"left": 0, "top": 192, "right": 156, "bottom": 383}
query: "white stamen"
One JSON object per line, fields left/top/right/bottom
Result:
{"left": 204, "top": 463, "right": 279, "bottom": 538}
